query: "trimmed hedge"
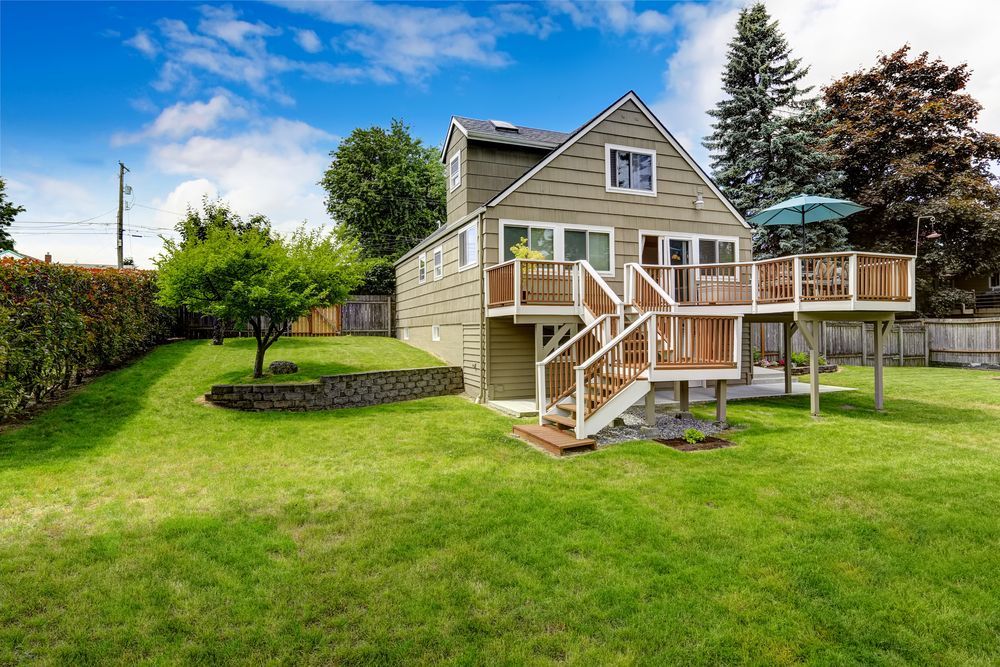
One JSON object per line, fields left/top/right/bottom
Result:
{"left": 0, "top": 260, "right": 170, "bottom": 419}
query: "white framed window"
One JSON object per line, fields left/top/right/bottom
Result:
{"left": 501, "top": 223, "right": 555, "bottom": 262}
{"left": 433, "top": 246, "right": 444, "bottom": 280}
{"left": 639, "top": 230, "right": 740, "bottom": 267}
{"left": 605, "top": 144, "right": 656, "bottom": 197}
{"left": 564, "top": 228, "right": 612, "bottom": 273}
{"left": 431, "top": 324, "right": 441, "bottom": 341}
{"left": 418, "top": 253, "right": 427, "bottom": 284}
{"left": 401, "top": 327, "right": 409, "bottom": 340}
{"left": 990, "top": 272, "right": 1000, "bottom": 290}
{"left": 698, "top": 238, "right": 737, "bottom": 264}
{"left": 449, "top": 151, "right": 461, "bottom": 192}
{"left": 500, "top": 219, "right": 615, "bottom": 276}
{"left": 458, "top": 222, "right": 478, "bottom": 270}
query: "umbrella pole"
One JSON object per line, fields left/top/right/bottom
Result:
{"left": 801, "top": 211, "right": 806, "bottom": 253}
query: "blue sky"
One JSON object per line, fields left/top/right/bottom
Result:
{"left": 3, "top": 0, "right": 997, "bottom": 266}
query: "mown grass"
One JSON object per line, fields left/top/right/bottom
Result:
{"left": 206, "top": 335, "right": 444, "bottom": 384}
{"left": 1, "top": 338, "right": 998, "bottom": 664}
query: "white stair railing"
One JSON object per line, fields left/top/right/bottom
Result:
{"left": 625, "top": 263, "right": 677, "bottom": 312}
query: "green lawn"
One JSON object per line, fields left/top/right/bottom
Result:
{"left": 206, "top": 335, "right": 444, "bottom": 383}
{"left": 1, "top": 338, "right": 998, "bottom": 664}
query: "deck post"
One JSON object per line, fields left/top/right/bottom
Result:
{"left": 874, "top": 319, "right": 885, "bottom": 411}
{"left": 782, "top": 322, "right": 793, "bottom": 395}
{"left": 715, "top": 380, "right": 728, "bottom": 423}
{"left": 645, "top": 386, "right": 656, "bottom": 426}
{"left": 674, "top": 380, "right": 690, "bottom": 413}
{"left": 797, "top": 319, "right": 821, "bottom": 416}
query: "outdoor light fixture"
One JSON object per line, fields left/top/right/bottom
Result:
{"left": 915, "top": 215, "right": 939, "bottom": 254}
{"left": 694, "top": 190, "right": 704, "bottom": 210}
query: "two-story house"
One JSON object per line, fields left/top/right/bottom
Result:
{"left": 394, "top": 91, "right": 915, "bottom": 454}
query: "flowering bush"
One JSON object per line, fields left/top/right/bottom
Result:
{"left": 0, "top": 259, "right": 170, "bottom": 419}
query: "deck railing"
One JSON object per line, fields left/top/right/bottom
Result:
{"left": 654, "top": 314, "right": 737, "bottom": 369}
{"left": 489, "top": 252, "right": 913, "bottom": 315}
{"left": 537, "top": 315, "right": 610, "bottom": 411}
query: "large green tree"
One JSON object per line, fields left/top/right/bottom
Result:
{"left": 156, "top": 225, "right": 365, "bottom": 377}
{"left": 704, "top": 2, "right": 845, "bottom": 256}
{"left": 321, "top": 119, "right": 446, "bottom": 293}
{"left": 0, "top": 177, "right": 26, "bottom": 252}
{"left": 824, "top": 46, "right": 1000, "bottom": 314}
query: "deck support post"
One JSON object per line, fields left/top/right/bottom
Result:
{"left": 644, "top": 386, "right": 656, "bottom": 426}
{"left": 715, "top": 380, "right": 728, "bottom": 423}
{"left": 674, "top": 381, "right": 690, "bottom": 413}
{"left": 797, "top": 318, "right": 821, "bottom": 417}
{"left": 874, "top": 319, "right": 889, "bottom": 411}
{"left": 782, "top": 322, "right": 794, "bottom": 395}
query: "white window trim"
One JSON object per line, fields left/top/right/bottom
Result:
{"left": 457, "top": 221, "right": 478, "bottom": 272}
{"left": 990, "top": 272, "right": 1000, "bottom": 290}
{"left": 605, "top": 143, "right": 657, "bottom": 198}
{"left": 401, "top": 327, "right": 409, "bottom": 340}
{"left": 500, "top": 219, "right": 616, "bottom": 277}
{"left": 418, "top": 253, "right": 427, "bottom": 284}
{"left": 449, "top": 151, "right": 461, "bottom": 192}
{"left": 638, "top": 230, "right": 741, "bottom": 266}
{"left": 432, "top": 246, "right": 444, "bottom": 280}
{"left": 431, "top": 324, "right": 441, "bottom": 341}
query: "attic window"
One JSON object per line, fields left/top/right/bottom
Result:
{"left": 490, "top": 120, "right": 518, "bottom": 133}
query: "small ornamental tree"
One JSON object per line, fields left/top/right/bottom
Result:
{"left": 156, "top": 225, "right": 365, "bottom": 378}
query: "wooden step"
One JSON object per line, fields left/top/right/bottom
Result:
{"left": 557, "top": 402, "right": 578, "bottom": 413}
{"left": 542, "top": 413, "right": 576, "bottom": 429}
{"left": 513, "top": 424, "right": 596, "bottom": 456}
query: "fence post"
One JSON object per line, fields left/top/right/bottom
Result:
{"left": 898, "top": 325, "right": 904, "bottom": 367}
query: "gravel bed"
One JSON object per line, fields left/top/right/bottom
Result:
{"left": 595, "top": 406, "right": 726, "bottom": 446}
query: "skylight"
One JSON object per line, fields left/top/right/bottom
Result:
{"left": 489, "top": 119, "right": 518, "bottom": 133}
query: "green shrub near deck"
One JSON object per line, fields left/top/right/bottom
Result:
{"left": 0, "top": 259, "right": 168, "bottom": 418}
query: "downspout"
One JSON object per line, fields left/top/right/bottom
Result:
{"left": 478, "top": 210, "right": 488, "bottom": 404}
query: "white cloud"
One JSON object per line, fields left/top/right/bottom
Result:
{"left": 124, "top": 29, "right": 159, "bottom": 57}
{"left": 654, "top": 0, "right": 1000, "bottom": 168}
{"left": 548, "top": 0, "right": 673, "bottom": 34}
{"left": 294, "top": 28, "right": 323, "bottom": 53}
{"left": 275, "top": 0, "right": 560, "bottom": 82}
{"left": 113, "top": 93, "right": 248, "bottom": 145}
{"left": 150, "top": 117, "right": 336, "bottom": 232}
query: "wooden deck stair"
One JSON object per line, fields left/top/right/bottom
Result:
{"left": 512, "top": 423, "right": 596, "bottom": 456}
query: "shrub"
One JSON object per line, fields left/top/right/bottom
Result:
{"left": 683, "top": 428, "right": 706, "bottom": 445}
{"left": 0, "top": 260, "right": 169, "bottom": 419}
{"left": 788, "top": 351, "right": 827, "bottom": 367}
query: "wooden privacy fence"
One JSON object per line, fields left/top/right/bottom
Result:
{"left": 753, "top": 321, "right": 929, "bottom": 367}
{"left": 753, "top": 318, "right": 1000, "bottom": 368}
{"left": 924, "top": 318, "right": 1000, "bottom": 367}
{"left": 287, "top": 306, "right": 341, "bottom": 337}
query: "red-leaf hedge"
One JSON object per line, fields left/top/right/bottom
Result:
{"left": 0, "top": 259, "right": 171, "bottom": 419}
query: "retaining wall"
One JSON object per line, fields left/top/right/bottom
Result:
{"left": 205, "top": 366, "right": 463, "bottom": 411}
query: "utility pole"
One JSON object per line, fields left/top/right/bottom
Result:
{"left": 116, "top": 161, "right": 129, "bottom": 269}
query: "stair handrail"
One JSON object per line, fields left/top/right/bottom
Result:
{"left": 624, "top": 263, "right": 677, "bottom": 312}
{"left": 535, "top": 314, "right": 613, "bottom": 416}
{"left": 577, "top": 260, "right": 625, "bottom": 327}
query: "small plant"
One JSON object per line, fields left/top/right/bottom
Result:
{"left": 752, "top": 348, "right": 762, "bottom": 363}
{"left": 509, "top": 237, "right": 546, "bottom": 260}
{"left": 683, "top": 428, "right": 706, "bottom": 445}
{"left": 790, "top": 351, "right": 810, "bottom": 367}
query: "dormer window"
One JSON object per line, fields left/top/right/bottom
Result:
{"left": 605, "top": 144, "right": 656, "bottom": 196}
{"left": 449, "top": 151, "right": 461, "bottom": 192}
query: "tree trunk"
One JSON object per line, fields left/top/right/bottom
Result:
{"left": 212, "top": 319, "right": 225, "bottom": 346}
{"left": 253, "top": 342, "right": 267, "bottom": 378}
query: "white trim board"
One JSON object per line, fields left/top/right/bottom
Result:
{"left": 484, "top": 91, "right": 750, "bottom": 228}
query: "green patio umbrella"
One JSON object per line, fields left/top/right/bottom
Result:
{"left": 748, "top": 194, "right": 867, "bottom": 253}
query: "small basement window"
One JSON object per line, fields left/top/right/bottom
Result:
{"left": 401, "top": 327, "right": 409, "bottom": 340}
{"left": 432, "top": 325, "right": 441, "bottom": 341}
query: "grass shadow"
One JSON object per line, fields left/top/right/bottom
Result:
{"left": 0, "top": 341, "right": 196, "bottom": 471}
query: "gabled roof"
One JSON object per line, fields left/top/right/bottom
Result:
{"left": 440, "top": 116, "right": 570, "bottom": 162}
{"left": 482, "top": 91, "right": 750, "bottom": 228}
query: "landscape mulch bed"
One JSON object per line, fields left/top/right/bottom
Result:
{"left": 655, "top": 436, "right": 737, "bottom": 452}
